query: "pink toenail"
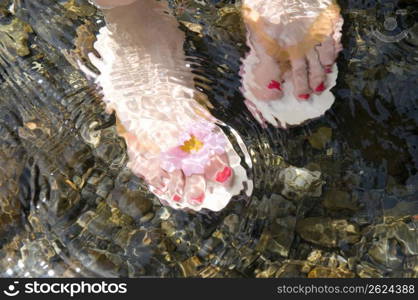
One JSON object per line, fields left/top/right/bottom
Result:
{"left": 173, "top": 194, "right": 182, "bottom": 202}
{"left": 325, "top": 66, "right": 332, "bottom": 73}
{"left": 268, "top": 80, "right": 282, "bottom": 91}
{"left": 191, "top": 194, "right": 205, "bottom": 204}
{"left": 215, "top": 167, "right": 232, "bottom": 183}
{"left": 298, "top": 94, "right": 310, "bottom": 100}
{"left": 315, "top": 82, "right": 325, "bottom": 92}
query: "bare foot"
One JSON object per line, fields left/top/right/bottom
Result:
{"left": 240, "top": 0, "right": 343, "bottom": 127}
{"left": 242, "top": 0, "right": 342, "bottom": 100}
{"left": 88, "top": 0, "right": 251, "bottom": 211}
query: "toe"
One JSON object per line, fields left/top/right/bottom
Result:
{"left": 291, "top": 57, "right": 311, "bottom": 100}
{"left": 184, "top": 174, "right": 206, "bottom": 207}
{"left": 243, "top": 34, "right": 283, "bottom": 101}
{"left": 306, "top": 49, "right": 326, "bottom": 94}
{"left": 316, "top": 36, "right": 336, "bottom": 71}
{"left": 204, "top": 153, "right": 233, "bottom": 185}
{"left": 247, "top": 78, "right": 283, "bottom": 101}
{"left": 166, "top": 170, "right": 185, "bottom": 203}
{"left": 146, "top": 168, "right": 170, "bottom": 196}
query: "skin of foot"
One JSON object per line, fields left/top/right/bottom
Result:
{"left": 88, "top": 0, "right": 250, "bottom": 211}
{"left": 242, "top": 0, "right": 343, "bottom": 101}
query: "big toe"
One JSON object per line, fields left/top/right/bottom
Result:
{"left": 204, "top": 153, "right": 233, "bottom": 185}
{"left": 243, "top": 33, "right": 283, "bottom": 101}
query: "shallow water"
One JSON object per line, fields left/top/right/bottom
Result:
{"left": 0, "top": 0, "right": 417, "bottom": 277}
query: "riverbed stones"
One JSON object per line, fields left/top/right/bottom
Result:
{"left": 308, "top": 266, "right": 354, "bottom": 278}
{"left": 279, "top": 166, "right": 324, "bottom": 199}
{"left": 296, "top": 217, "right": 361, "bottom": 248}
{"left": 322, "top": 189, "right": 359, "bottom": 212}
{"left": 307, "top": 127, "right": 333, "bottom": 150}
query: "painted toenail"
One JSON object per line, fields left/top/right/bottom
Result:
{"left": 215, "top": 167, "right": 232, "bottom": 183}
{"left": 298, "top": 94, "right": 310, "bottom": 100}
{"left": 191, "top": 194, "right": 205, "bottom": 204}
{"left": 268, "top": 80, "right": 282, "bottom": 91}
{"left": 325, "top": 66, "right": 332, "bottom": 73}
{"left": 315, "top": 82, "right": 325, "bottom": 92}
{"left": 173, "top": 194, "right": 182, "bottom": 202}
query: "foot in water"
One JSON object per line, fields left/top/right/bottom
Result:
{"left": 87, "top": 0, "right": 251, "bottom": 211}
{"left": 240, "top": 0, "right": 343, "bottom": 127}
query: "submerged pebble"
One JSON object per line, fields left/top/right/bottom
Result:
{"left": 296, "top": 217, "right": 361, "bottom": 248}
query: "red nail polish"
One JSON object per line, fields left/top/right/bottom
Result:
{"left": 215, "top": 167, "right": 232, "bottom": 183}
{"left": 315, "top": 82, "right": 325, "bottom": 92}
{"left": 173, "top": 194, "right": 182, "bottom": 202}
{"left": 268, "top": 80, "right": 281, "bottom": 91}
{"left": 191, "top": 194, "right": 205, "bottom": 204}
{"left": 298, "top": 94, "right": 310, "bottom": 100}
